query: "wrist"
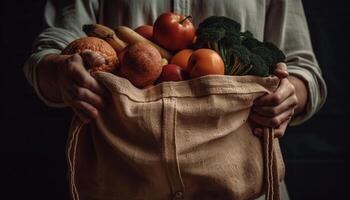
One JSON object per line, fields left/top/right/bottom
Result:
{"left": 288, "top": 75, "right": 308, "bottom": 116}
{"left": 36, "top": 54, "right": 70, "bottom": 103}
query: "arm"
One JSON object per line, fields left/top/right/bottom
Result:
{"left": 250, "top": 0, "right": 327, "bottom": 136}
{"left": 264, "top": 0, "right": 327, "bottom": 125}
{"left": 23, "top": 0, "right": 99, "bottom": 107}
{"left": 23, "top": 0, "right": 108, "bottom": 123}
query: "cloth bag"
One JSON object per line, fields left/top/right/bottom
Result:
{"left": 67, "top": 72, "right": 285, "bottom": 200}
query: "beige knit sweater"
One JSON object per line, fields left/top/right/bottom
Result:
{"left": 24, "top": 0, "right": 327, "bottom": 125}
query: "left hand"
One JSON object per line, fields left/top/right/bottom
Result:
{"left": 249, "top": 63, "right": 298, "bottom": 138}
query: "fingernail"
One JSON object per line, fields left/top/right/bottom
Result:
{"left": 276, "top": 69, "right": 289, "bottom": 77}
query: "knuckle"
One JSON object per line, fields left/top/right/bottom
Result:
{"left": 76, "top": 74, "right": 89, "bottom": 86}
{"left": 270, "top": 118, "right": 281, "bottom": 128}
{"left": 269, "top": 108, "right": 279, "bottom": 116}
{"left": 76, "top": 88, "right": 86, "bottom": 99}
{"left": 67, "top": 62, "right": 77, "bottom": 74}
{"left": 291, "top": 96, "right": 298, "bottom": 106}
{"left": 70, "top": 53, "right": 81, "bottom": 61}
{"left": 271, "top": 94, "right": 281, "bottom": 105}
{"left": 274, "top": 130, "right": 283, "bottom": 138}
{"left": 289, "top": 83, "right": 296, "bottom": 93}
{"left": 74, "top": 100, "right": 85, "bottom": 109}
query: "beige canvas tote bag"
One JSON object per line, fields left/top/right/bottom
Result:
{"left": 67, "top": 72, "right": 285, "bottom": 200}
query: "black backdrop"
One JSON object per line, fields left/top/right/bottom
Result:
{"left": 1, "top": 0, "right": 349, "bottom": 199}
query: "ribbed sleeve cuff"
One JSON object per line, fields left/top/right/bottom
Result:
{"left": 287, "top": 66, "right": 327, "bottom": 126}
{"left": 23, "top": 49, "right": 68, "bottom": 108}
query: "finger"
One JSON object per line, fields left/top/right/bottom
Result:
{"left": 71, "top": 100, "right": 99, "bottom": 120}
{"left": 60, "top": 90, "right": 93, "bottom": 123}
{"left": 254, "top": 78, "right": 295, "bottom": 106}
{"left": 68, "top": 84, "right": 106, "bottom": 110}
{"left": 274, "top": 119, "right": 290, "bottom": 138}
{"left": 249, "top": 108, "right": 295, "bottom": 128}
{"left": 274, "top": 62, "right": 289, "bottom": 79}
{"left": 249, "top": 119, "right": 264, "bottom": 137}
{"left": 80, "top": 50, "right": 106, "bottom": 69}
{"left": 252, "top": 94, "right": 298, "bottom": 117}
{"left": 67, "top": 55, "right": 108, "bottom": 97}
{"left": 72, "top": 107, "right": 92, "bottom": 124}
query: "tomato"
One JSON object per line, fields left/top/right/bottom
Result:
{"left": 157, "top": 64, "right": 189, "bottom": 83}
{"left": 153, "top": 12, "right": 195, "bottom": 51}
{"left": 187, "top": 49, "right": 225, "bottom": 78}
{"left": 170, "top": 49, "right": 193, "bottom": 71}
{"left": 134, "top": 25, "right": 153, "bottom": 40}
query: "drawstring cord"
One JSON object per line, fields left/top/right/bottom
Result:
{"left": 264, "top": 128, "right": 280, "bottom": 200}
{"left": 67, "top": 118, "right": 84, "bottom": 200}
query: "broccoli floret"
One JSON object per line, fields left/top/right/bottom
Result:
{"left": 250, "top": 43, "right": 286, "bottom": 74}
{"left": 240, "top": 30, "right": 254, "bottom": 41}
{"left": 250, "top": 46, "right": 275, "bottom": 68}
{"left": 263, "top": 42, "right": 286, "bottom": 73}
{"left": 241, "top": 37, "right": 263, "bottom": 49}
{"left": 247, "top": 54, "right": 269, "bottom": 77}
{"left": 197, "top": 16, "right": 241, "bottom": 33}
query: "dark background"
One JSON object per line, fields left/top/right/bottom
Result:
{"left": 1, "top": 0, "right": 349, "bottom": 199}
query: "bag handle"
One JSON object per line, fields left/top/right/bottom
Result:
{"left": 263, "top": 128, "right": 280, "bottom": 200}
{"left": 67, "top": 116, "right": 84, "bottom": 200}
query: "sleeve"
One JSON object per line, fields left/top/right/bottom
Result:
{"left": 23, "top": 0, "right": 99, "bottom": 107}
{"left": 263, "top": 0, "right": 327, "bottom": 126}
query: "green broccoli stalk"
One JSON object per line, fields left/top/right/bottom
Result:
{"left": 229, "top": 45, "right": 251, "bottom": 75}
{"left": 194, "top": 16, "right": 286, "bottom": 77}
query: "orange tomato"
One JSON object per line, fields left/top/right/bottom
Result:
{"left": 187, "top": 49, "right": 225, "bottom": 78}
{"left": 170, "top": 49, "right": 193, "bottom": 71}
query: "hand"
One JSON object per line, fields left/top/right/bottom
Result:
{"left": 57, "top": 50, "right": 108, "bottom": 123}
{"left": 250, "top": 63, "right": 298, "bottom": 137}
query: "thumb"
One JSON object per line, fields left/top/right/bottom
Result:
{"left": 274, "top": 62, "right": 289, "bottom": 79}
{"left": 80, "top": 50, "right": 106, "bottom": 69}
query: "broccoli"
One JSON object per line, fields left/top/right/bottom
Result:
{"left": 194, "top": 16, "right": 286, "bottom": 77}
{"left": 194, "top": 16, "right": 242, "bottom": 74}
{"left": 229, "top": 45, "right": 251, "bottom": 75}
{"left": 248, "top": 53, "right": 269, "bottom": 77}
{"left": 197, "top": 16, "right": 241, "bottom": 33}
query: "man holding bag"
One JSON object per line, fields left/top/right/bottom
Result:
{"left": 24, "top": 0, "right": 327, "bottom": 199}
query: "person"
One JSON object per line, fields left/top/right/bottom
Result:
{"left": 24, "top": 0, "right": 327, "bottom": 199}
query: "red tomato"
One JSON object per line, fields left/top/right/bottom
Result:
{"left": 153, "top": 12, "right": 195, "bottom": 51}
{"left": 134, "top": 25, "right": 153, "bottom": 40}
{"left": 157, "top": 64, "right": 189, "bottom": 83}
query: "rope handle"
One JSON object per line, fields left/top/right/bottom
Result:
{"left": 67, "top": 117, "right": 84, "bottom": 200}
{"left": 263, "top": 128, "right": 280, "bottom": 200}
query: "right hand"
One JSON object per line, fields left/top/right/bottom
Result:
{"left": 57, "top": 50, "right": 108, "bottom": 123}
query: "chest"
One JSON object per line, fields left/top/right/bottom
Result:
{"left": 101, "top": 0, "right": 269, "bottom": 38}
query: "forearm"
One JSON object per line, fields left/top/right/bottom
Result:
{"left": 288, "top": 75, "right": 308, "bottom": 116}
{"left": 36, "top": 54, "right": 70, "bottom": 104}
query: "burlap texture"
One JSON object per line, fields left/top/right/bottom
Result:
{"left": 67, "top": 72, "right": 285, "bottom": 200}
